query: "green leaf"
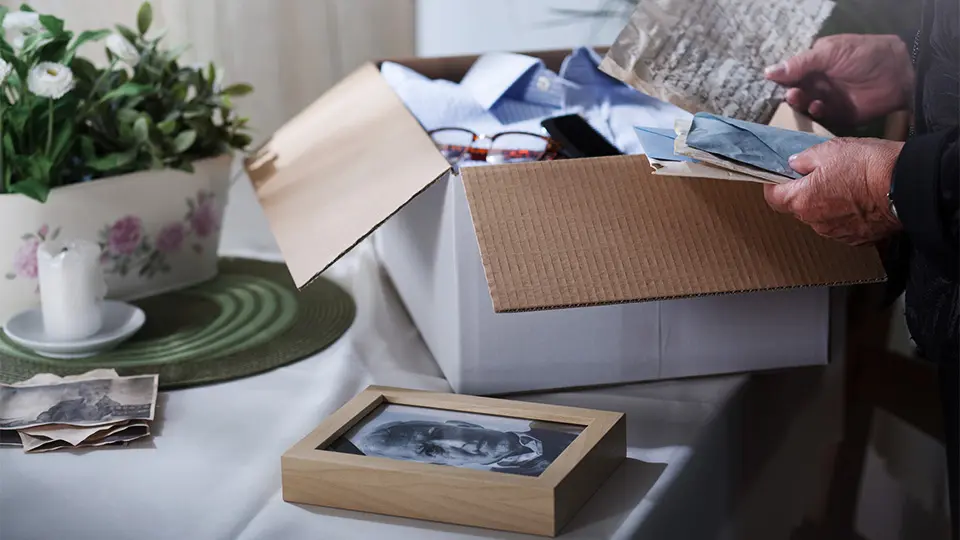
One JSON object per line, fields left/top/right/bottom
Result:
{"left": 3, "top": 134, "right": 15, "bottom": 157}
{"left": 39, "top": 14, "right": 64, "bottom": 35}
{"left": 49, "top": 123, "right": 74, "bottom": 162}
{"left": 86, "top": 149, "right": 138, "bottom": 171}
{"left": 183, "top": 108, "right": 207, "bottom": 119}
{"left": 173, "top": 130, "right": 196, "bottom": 153}
{"left": 162, "top": 43, "right": 189, "bottom": 63}
{"left": 19, "top": 4, "right": 35, "bottom": 13}
{"left": 173, "top": 161, "right": 195, "bottom": 174}
{"left": 137, "top": 2, "right": 153, "bottom": 35}
{"left": 117, "top": 108, "right": 140, "bottom": 124}
{"left": 10, "top": 178, "right": 50, "bottom": 203}
{"left": 157, "top": 119, "right": 176, "bottom": 135}
{"left": 69, "top": 29, "right": 110, "bottom": 52}
{"left": 70, "top": 56, "right": 100, "bottom": 82}
{"left": 100, "top": 83, "right": 153, "bottom": 102}
{"left": 220, "top": 83, "right": 253, "bottom": 97}
{"left": 80, "top": 136, "right": 95, "bottom": 160}
{"left": 33, "top": 34, "right": 71, "bottom": 64}
{"left": 133, "top": 116, "right": 150, "bottom": 142}
{"left": 229, "top": 133, "right": 253, "bottom": 149}
{"left": 0, "top": 7, "right": 10, "bottom": 27}
{"left": 115, "top": 24, "right": 139, "bottom": 45}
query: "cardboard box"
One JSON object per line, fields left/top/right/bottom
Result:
{"left": 245, "top": 50, "right": 886, "bottom": 395}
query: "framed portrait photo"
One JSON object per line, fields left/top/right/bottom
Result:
{"left": 281, "top": 386, "right": 626, "bottom": 537}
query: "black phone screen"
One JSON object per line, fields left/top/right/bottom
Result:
{"left": 541, "top": 114, "right": 623, "bottom": 159}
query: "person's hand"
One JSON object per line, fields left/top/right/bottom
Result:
{"left": 764, "top": 34, "right": 914, "bottom": 126}
{"left": 763, "top": 138, "right": 904, "bottom": 246}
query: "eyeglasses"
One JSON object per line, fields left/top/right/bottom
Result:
{"left": 428, "top": 128, "right": 562, "bottom": 165}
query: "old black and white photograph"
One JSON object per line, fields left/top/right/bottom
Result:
{"left": 325, "top": 404, "right": 584, "bottom": 477}
{"left": 0, "top": 375, "right": 157, "bottom": 430}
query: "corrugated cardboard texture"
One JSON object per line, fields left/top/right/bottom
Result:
{"left": 461, "top": 155, "right": 886, "bottom": 312}
{"left": 245, "top": 63, "right": 451, "bottom": 288}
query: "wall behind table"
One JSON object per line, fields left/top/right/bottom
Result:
{"left": 2, "top": 0, "right": 416, "bottom": 255}
{"left": 416, "top": 0, "right": 629, "bottom": 57}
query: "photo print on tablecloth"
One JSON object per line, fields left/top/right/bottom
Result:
{"left": 325, "top": 404, "right": 584, "bottom": 477}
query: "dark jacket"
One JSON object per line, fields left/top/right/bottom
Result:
{"left": 885, "top": 0, "right": 958, "bottom": 533}
{"left": 888, "top": 0, "right": 958, "bottom": 366}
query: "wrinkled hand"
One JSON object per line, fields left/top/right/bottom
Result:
{"left": 764, "top": 34, "right": 914, "bottom": 126}
{"left": 763, "top": 138, "right": 904, "bottom": 246}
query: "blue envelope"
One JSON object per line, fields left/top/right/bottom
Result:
{"left": 634, "top": 126, "right": 696, "bottom": 162}
{"left": 685, "top": 113, "right": 829, "bottom": 179}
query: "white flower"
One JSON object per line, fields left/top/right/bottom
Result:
{"left": 27, "top": 62, "right": 75, "bottom": 99}
{"left": 0, "top": 58, "right": 11, "bottom": 85}
{"left": 105, "top": 34, "right": 139, "bottom": 66}
{"left": 3, "top": 11, "right": 43, "bottom": 50}
{"left": 4, "top": 11, "right": 42, "bottom": 34}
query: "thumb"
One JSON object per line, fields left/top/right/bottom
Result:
{"left": 765, "top": 48, "right": 831, "bottom": 85}
{"left": 788, "top": 148, "right": 819, "bottom": 176}
{"left": 764, "top": 181, "right": 797, "bottom": 213}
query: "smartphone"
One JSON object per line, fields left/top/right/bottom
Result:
{"left": 540, "top": 114, "right": 623, "bottom": 159}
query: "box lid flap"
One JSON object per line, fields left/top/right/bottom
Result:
{"left": 461, "top": 155, "right": 886, "bottom": 313}
{"left": 245, "top": 63, "right": 450, "bottom": 288}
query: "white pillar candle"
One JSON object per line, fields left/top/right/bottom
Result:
{"left": 36, "top": 240, "right": 108, "bottom": 341}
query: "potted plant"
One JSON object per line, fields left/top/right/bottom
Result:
{"left": 0, "top": 2, "right": 254, "bottom": 323}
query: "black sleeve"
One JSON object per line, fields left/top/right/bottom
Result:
{"left": 891, "top": 126, "right": 959, "bottom": 274}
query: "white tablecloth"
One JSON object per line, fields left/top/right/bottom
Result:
{"left": 0, "top": 181, "right": 839, "bottom": 540}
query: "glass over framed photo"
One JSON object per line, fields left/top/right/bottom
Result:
{"left": 326, "top": 403, "right": 584, "bottom": 477}
{"left": 281, "top": 386, "right": 626, "bottom": 537}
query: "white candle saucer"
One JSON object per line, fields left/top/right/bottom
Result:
{"left": 2, "top": 301, "right": 146, "bottom": 359}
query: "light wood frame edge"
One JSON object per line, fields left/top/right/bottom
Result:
{"left": 281, "top": 386, "right": 626, "bottom": 536}
{"left": 284, "top": 386, "right": 623, "bottom": 488}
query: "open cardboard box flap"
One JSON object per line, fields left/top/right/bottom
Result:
{"left": 244, "top": 63, "right": 450, "bottom": 289}
{"left": 246, "top": 53, "right": 886, "bottom": 313}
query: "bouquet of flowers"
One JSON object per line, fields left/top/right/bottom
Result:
{"left": 0, "top": 2, "right": 254, "bottom": 203}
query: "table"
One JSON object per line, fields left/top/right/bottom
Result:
{"left": 0, "top": 186, "right": 845, "bottom": 540}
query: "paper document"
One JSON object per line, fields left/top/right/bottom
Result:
{"left": 686, "top": 113, "right": 829, "bottom": 179}
{"left": 674, "top": 118, "right": 782, "bottom": 184}
{"left": 600, "top": 0, "right": 836, "bottom": 124}
{"left": 634, "top": 126, "right": 696, "bottom": 162}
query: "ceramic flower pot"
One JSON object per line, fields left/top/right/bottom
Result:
{"left": 0, "top": 155, "right": 232, "bottom": 324}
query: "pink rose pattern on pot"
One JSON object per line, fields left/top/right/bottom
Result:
{"left": 8, "top": 191, "right": 221, "bottom": 286}
{"left": 94, "top": 190, "right": 221, "bottom": 278}
{"left": 108, "top": 216, "right": 145, "bottom": 255}
{"left": 156, "top": 223, "right": 186, "bottom": 254}
{"left": 6, "top": 225, "right": 60, "bottom": 281}
{"left": 188, "top": 191, "right": 220, "bottom": 239}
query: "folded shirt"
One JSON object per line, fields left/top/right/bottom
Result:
{"left": 380, "top": 47, "right": 690, "bottom": 160}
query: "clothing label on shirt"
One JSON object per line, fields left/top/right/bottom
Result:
{"left": 599, "top": 0, "right": 835, "bottom": 124}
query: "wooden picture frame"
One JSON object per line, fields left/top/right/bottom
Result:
{"left": 281, "top": 386, "right": 626, "bottom": 537}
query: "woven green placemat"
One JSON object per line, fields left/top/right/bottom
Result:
{"left": 0, "top": 258, "right": 356, "bottom": 389}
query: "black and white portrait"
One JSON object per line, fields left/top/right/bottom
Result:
{"left": 325, "top": 404, "right": 583, "bottom": 477}
{"left": 0, "top": 376, "right": 156, "bottom": 430}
